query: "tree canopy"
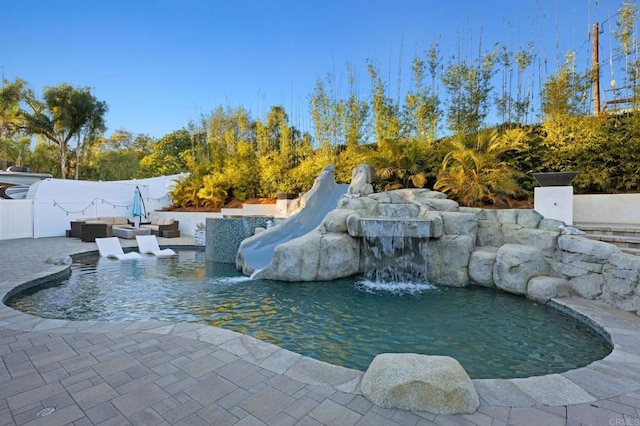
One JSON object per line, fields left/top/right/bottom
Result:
{"left": 20, "top": 83, "right": 107, "bottom": 178}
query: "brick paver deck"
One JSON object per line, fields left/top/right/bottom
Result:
{"left": 1, "top": 236, "right": 640, "bottom": 425}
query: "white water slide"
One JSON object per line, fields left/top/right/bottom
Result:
{"left": 237, "top": 165, "right": 349, "bottom": 274}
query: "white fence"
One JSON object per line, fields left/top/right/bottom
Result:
{"left": 0, "top": 197, "right": 295, "bottom": 241}
{"left": 0, "top": 175, "right": 180, "bottom": 240}
{"left": 0, "top": 200, "right": 32, "bottom": 239}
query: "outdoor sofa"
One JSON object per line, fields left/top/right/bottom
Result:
{"left": 69, "top": 216, "right": 131, "bottom": 242}
{"left": 139, "top": 217, "right": 180, "bottom": 237}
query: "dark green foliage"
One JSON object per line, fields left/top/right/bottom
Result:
{"left": 538, "top": 113, "right": 640, "bottom": 193}
{"left": 138, "top": 129, "right": 192, "bottom": 178}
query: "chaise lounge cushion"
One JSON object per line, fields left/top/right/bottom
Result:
{"left": 96, "top": 217, "right": 130, "bottom": 226}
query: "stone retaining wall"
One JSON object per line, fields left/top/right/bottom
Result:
{"left": 450, "top": 207, "right": 640, "bottom": 315}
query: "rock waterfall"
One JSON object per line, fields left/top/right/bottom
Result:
{"left": 360, "top": 218, "right": 431, "bottom": 283}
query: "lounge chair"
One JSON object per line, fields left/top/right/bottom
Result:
{"left": 136, "top": 235, "right": 177, "bottom": 257}
{"left": 95, "top": 237, "right": 143, "bottom": 260}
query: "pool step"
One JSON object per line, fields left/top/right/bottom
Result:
{"left": 574, "top": 223, "right": 640, "bottom": 256}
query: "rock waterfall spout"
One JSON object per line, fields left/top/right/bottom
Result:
{"left": 360, "top": 218, "right": 432, "bottom": 283}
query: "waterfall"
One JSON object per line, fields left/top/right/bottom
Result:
{"left": 360, "top": 218, "right": 430, "bottom": 284}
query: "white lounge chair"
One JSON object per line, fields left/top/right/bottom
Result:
{"left": 136, "top": 235, "right": 177, "bottom": 257}
{"left": 95, "top": 237, "right": 143, "bottom": 260}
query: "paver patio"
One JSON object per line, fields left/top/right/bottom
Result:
{"left": 1, "top": 236, "right": 640, "bottom": 425}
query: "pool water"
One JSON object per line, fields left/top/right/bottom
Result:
{"left": 7, "top": 250, "right": 612, "bottom": 379}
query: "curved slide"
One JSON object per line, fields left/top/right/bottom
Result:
{"left": 237, "top": 165, "right": 349, "bottom": 274}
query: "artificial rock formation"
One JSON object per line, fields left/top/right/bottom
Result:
{"left": 244, "top": 186, "right": 561, "bottom": 289}
{"left": 493, "top": 244, "right": 549, "bottom": 295}
{"left": 346, "top": 163, "right": 375, "bottom": 197}
{"left": 527, "top": 276, "right": 571, "bottom": 302}
{"left": 236, "top": 165, "right": 640, "bottom": 315}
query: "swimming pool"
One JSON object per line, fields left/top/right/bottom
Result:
{"left": 7, "top": 250, "right": 612, "bottom": 379}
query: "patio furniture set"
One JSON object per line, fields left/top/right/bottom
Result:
{"left": 67, "top": 216, "right": 180, "bottom": 242}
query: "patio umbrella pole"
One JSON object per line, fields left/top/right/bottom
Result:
{"left": 132, "top": 186, "right": 147, "bottom": 227}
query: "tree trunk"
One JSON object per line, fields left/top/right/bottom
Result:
{"left": 75, "top": 134, "right": 81, "bottom": 180}
{"left": 60, "top": 141, "right": 67, "bottom": 179}
{"left": 1, "top": 127, "right": 6, "bottom": 170}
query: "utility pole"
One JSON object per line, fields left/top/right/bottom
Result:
{"left": 592, "top": 23, "right": 601, "bottom": 116}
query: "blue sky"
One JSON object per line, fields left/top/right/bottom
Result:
{"left": 2, "top": 0, "right": 630, "bottom": 139}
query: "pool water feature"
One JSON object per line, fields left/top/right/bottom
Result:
{"left": 7, "top": 250, "right": 612, "bottom": 379}
{"left": 360, "top": 217, "right": 431, "bottom": 283}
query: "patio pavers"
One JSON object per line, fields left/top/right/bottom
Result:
{"left": 1, "top": 236, "right": 640, "bottom": 424}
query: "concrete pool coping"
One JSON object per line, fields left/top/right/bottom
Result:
{"left": 2, "top": 236, "right": 640, "bottom": 424}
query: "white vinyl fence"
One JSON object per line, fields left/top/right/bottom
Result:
{"left": 0, "top": 200, "right": 33, "bottom": 240}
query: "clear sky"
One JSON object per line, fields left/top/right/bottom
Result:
{"left": 2, "top": 0, "right": 630, "bottom": 139}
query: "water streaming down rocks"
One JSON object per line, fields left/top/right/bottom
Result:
{"left": 360, "top": 218, "right": 432, "bottom": 283}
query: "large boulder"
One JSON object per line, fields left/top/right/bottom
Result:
{"left": 361, "top": 353, "right": 479, "bottom": 414}
{"left": 468, "top": 248, "right": 497, "bottom": 287}
{"left": 501, "top": 224, "right": 559, "bottom": 254}
{"left": 493, "top": 244, "right": 549, "bottom": 295}
{"left": 337, "top": 195, "right": 378, "bottom": 215}
{"left": 255, "top": 230, "right": 322, "bottom": 281}
{"left": 346, "top": 163, "right": 374, "bottom": 196}
{"left": 476, "top": 220, "right": 503, "bottom": 247}
{"left": 558, "top": 235, "right": 621, "bottom": 263}
{"left": 570, "top": 273, "right": 605, "bottom": 299}
{"left": 538, "top": 218, "right": 566, "bottom": 232}
{"left": 602, "top": 253, "right": 640, "bottom": 311}
{"left": 440, "top": 212, "right": 478, "bottom": 237}
{"left": 508, "top": 227, "right": 559, "bottom": 254}
{"left": 501, "top": 223, "right": 523, "bottom": 244}
{"left": 374, "top": 203, "right": 421, "bottom": 218}
{"left": 420, "top": 211, "right": 444, "bottom": 238}
{"left": 603, "top": 252, "right": 640, "bottom": 296}
{"left": 527, "top": 276, "right": 571, "bottom": 302}
{"left": 554, "top": 236, "right": 621, "bottom": 281}
{"left": 256, "top": 231, "right": 360, "bottom": 282}
{"left": 495, "top": 209, "right": 518, "bottom": 224}
{"left": 516, "top": 209, "right": 544, "bottom": 228}
{"left": 428, "top": 235, "right": 474, "bottom": 287}
{"left": 316, "top": 233, "right": 360, "bottom": 280}
{"left": 320, "top": 208, "right": 357, "bottom": 234}
{"left": 418, "top": 198, "right": 460, "bottom": 212}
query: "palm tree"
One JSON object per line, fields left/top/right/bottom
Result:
{"left": 0, "top": 78, "right": 26, "bottom": 170}
{"left": 368, "top": 138, "right": 431, "bottom": 190}
{"left": 435, "top": 128, "right": 528, "bottom": 206}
